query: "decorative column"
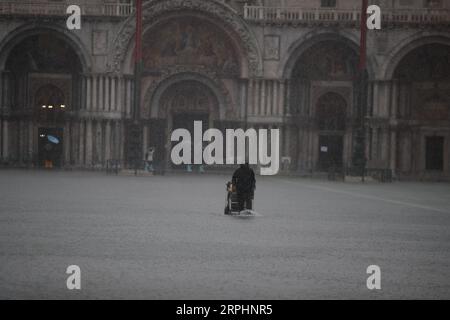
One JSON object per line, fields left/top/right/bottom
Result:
{"left": 18, "top": 120, "right": 24, "bottom": 164}
{"left": 278, "top": 80, "right": 285, "bottom": 116}
{"left": 142, "top": 124, "right": 148, "bottom": 156}
{"left": 0, "top": 72, "right": 3, "bottom": 109}
{"left": 390, "top": 129, "right": 397, "bottom": 176}
{"left": 79, "top": 120, "right": 85, "bottom": 166}
{"left": 110, "top": 77, "right": 116, "bottom": 112}
{"left": 372, "top": 81, "right": 380, "bottom": 117}
{"left": 261, "top": 80, "right": 266, "bottom": 116}
{"left": 105, "top": 120, "right": 111, "bottom": 162}
{"left": 104, "top": 77, "right": 110, "bottom": 112}
{"left": 28, "top": 121, "right": 33, "bottom": 164}
{"left": 116, "top": 77, "right": 122, "bottom": 113}
{"left": 92, "top": 76, "right": 98, "bottom": 112}
{"left": 99, "top": 76, "right": 104, "bottom": 112}
{"left": 240, "top": 79, "right": 247, "bottom": 119}
{"left": 2, "top": 120, "right": 8, "bottom": 160}
{"left": 126, "top": 79, "right": 132, "bottom": 117}
{"left": 79, "top": 76, "right": 86, "bottom": 110}
{"left": 247, "top": 79, "right": 254, "bottom": 117}
{"left": 86, "top": 76, "right": 92, "bottom": 111}
{"left": 272, "top": 80, "right": 278, "bottom": 116}
{"left": 285, "top": 80, "right": 292, "bottom": 116}
{"left": 64, "top": 120, "right": 71, "bottom": 167}
{"left": 391, "top": 80, "right": 398, "bottom": 118}
{"left": 254, "top": 80, "right": 260, "bottom": 116}
{"left": 119, "top": 122, "right": 125, "bottom": 164}
{"left": 85, "top": 120, "right": 93, "bottom": 167}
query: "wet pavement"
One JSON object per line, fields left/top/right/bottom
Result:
{"left": 0, "top": 169, "right": 449, "bottom": 299}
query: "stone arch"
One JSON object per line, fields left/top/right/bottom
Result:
{"left": 382, "top": 33, "right": 450, "bottom": 80}
{"left": 280, "top": 30, "right": 374, "bottom": 80}
{"left": 145, "top": 71, "right": 230, "bottom": 120}
{"left": 159, "top": 81, "right": 221, "bottom": 120}
{"left": 0, "top": 23, "right": 91, "bottom": 73}
{"left": 109, "top": 0, "right": 262, "bottom": 77}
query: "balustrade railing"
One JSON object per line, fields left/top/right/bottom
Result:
{"left": 243, "top": 5, "right": 450, "bottom": 25}
{"left": 0, "top": 2, "right": 133, "bottom": 17}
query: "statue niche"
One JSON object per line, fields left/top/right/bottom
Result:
{"left": 142, "top": 17, "right": 240, "bottom": 75}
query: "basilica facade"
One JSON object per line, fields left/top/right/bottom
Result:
{"left": 0, "top": 0, "right": 449, "bottom": 180}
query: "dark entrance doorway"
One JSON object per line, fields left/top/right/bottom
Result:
{"left": 172, "top": 113, "right": 209, "bottom": 169}
{"left": 318, "top": 135, "right": 344, "bottom": 171}
{"left": 426, "top": 136, "right": 444, "bottom": 171}
{"left": 315, "top": 92, "right": 347, "bottom": 172}
{"left": 38, "top": 128, "right": 63, "bottom": 168}
{"left": 147, "top": 119, "right": 167, "bottom": 173}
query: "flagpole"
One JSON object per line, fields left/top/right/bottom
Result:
{"left": 134, "top": 0, "right": 143, "bottom": 123}
{"left": 129, "top": 0, "right": 143, "bottom": 173}
{"left": 359, "top": 0, "right": 368, "bottom": 72}
{"left": 358, "top": 0, "right": 368, "bottom": 182}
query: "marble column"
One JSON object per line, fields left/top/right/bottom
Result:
{"left": 80, "top": 76, "right": 86, "bottom": 110}
{"left": 92, "top": 76, "right": 98, "bottom": 112}
{"left": 85, "top": 120, "right": 93, "bottom": 167}
{"left": 372, "top": 81, "right": 380, "bottom": 117}
{"left": 79, "top": 120, "right": 85, "bottom": 166}
{"left": 142, "top": 125, "right": 148, "bottom": 156}
{"left": 390, "top": 80, "right": 398, "bottom": 118}
{"left": 102, "top": 76, "right": 110, "bottom": 112}
{"left": 64, "top": 120, "right": 71, "bottom": 166}
{"left": 272, "top": 80, "right": 278, "bottom": 116}
{"left": 110, "top": 77, "right": 116, "bottom": 112}
{"left": 126, "top": 79, "right": 132, "bottom": 117}
{"left": 105, "top": 120, "right": 111, "bottom": 162}
{"left": 119, "top": 122, "right": 125, "bottom": 163}
{"left": 86, "top": 76, "right": 92, "bottom": 111}
{"left": 261, "top": 80, "right": 267, "bottom": 116}
{"left": 117, "top": 77, "right": 123, "bottom": 114}
{"left": 390, "top": 130, "right": 397, "bottom": 175}
{"left": 99, "top": 76, "right": 104, "bottom": 112}
{"left": 381, "top": 129, "right": 389, "bottom": 162}
{"left": 285, "top": 80, "right": 292, "bottom": 116}
{"left": 2, "top": 120, "right": 8, "bottom": 159}
{"left": 254, "top": 80, "right": 260, "bottom": 116}
{"left": 0, "top": 72, "right": 3, "bottom": 110}
{"left": 278, "top": 81, "right": 285, "bottom": 116}
{"left": 247, "top": 80, "right": 254, "bottom": 117}
{"left": 18, "top": 120, "right": 24, "bottom": 164}
{"left": 239, "top": 80, "right": 247, "bottom": 119}
{"left": 28, "top": 121, "right": 33, "bottom": 163}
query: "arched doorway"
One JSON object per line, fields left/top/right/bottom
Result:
{"left": 3, "top": 31, "right": 83, "bottom": 167}
{"left": 288, "top": 39, "right": 358, "bottom": 173}
{"left": 393, "top": 43, "right": 450, "bottom": 178}
{"left": 149, "top": 80, "right": 221, "bottom": 170}
{"left": 138, "top": 14, "right": 242, "bottom": 171}
{"left": 34, "top": 84, "right": 67, "bottom": 168}
{"left": 316, "top": 92, "right": 347, "bottom": 171}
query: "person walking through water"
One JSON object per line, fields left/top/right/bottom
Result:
{"left": 145, "top": 147, "right": 155, "bottom": 173}
{"left": 232, "top": 163, "right": 256, "bottom": 211}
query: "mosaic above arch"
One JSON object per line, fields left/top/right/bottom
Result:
{"left": 292, "top": 41, "right": 358, "bottom": 81}
{"left": 110, "top": 0, "right": 261, "bottom": 76}
{"left": 142, "top": 17, "right": 239, "bottom": 76}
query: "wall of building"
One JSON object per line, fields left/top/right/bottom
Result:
{"left": 0, "top": 0, "right": 449, "bottom": 179}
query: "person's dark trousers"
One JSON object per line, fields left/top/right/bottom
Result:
{"left": 238, "top": 193, "right": 253, "bottom": 211}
